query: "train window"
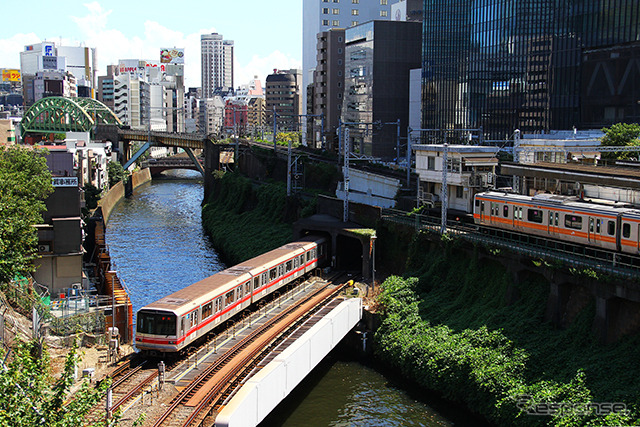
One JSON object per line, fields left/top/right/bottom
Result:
{"left": 548, "top": 211, "right": 553, "bottom": 225}
{"left": 503, "top": 205, "right": 509, "bottom": 217}
{"left": 245, "top": 281, "right": 251, "bottom": 294}
{"left": 565, "top": 215, "right": 583, "bottom": 230}
{"left": 279, "top": 264, "right": 285, "bottom": 276}
{"left": 254, "top": 277, "right": 261, "bottom": 290}
{"left": 475, "top": 199, "right": 480, "bottom": 207}
{"left": 225, "top": 290, "right": 235, "bottom": 305}
{"left": 589, "top": 218, "right": 594, "bottom": 233}
{"left": 215, "top": 297, "right": 222, "bottom": 313}
{"left": 236, "top": 286, "right": 243, "bottom": 300}
{"left": 527, "top": 209, "right": 543, "bottom": 223}
{"left": 286, "top": 260, "right": 293, "bottom": 272}
{"left": 202, "top": 302, "right": 213, "bottom": 319}
{"left": 293, "top": 257, "right": 298, "bottom": 268}
{"left": 623, "top": 223, "right": 631, "bottom": 238}
{"left": 300, "top": 254, "right": 305, "bottom": 266}
{"left": 555, "top": 212, "right": 559, "bottom": 226}
{"left": 262, "top": 272, "right": 268, "bottom": 285}
{"left": 596, "top": 219, "right": 601, "bottom": 233}
{"left": 607, "top": 221, "right": 615, "bottom": 236}
{"left": 137, "top": 311, "right": 177, "bottom": 335}
{"left": 269, "top": 268, "right": 277, "bottom": 281}
{"left": 306, "top": 251, "right": 311, "bottom": 261}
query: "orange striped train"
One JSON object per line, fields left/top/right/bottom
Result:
{"left": 473, "top": 191, "right": 640, "bottom": 254}
{"left": 135, "top": 236, "right": 328, "bottom": 355}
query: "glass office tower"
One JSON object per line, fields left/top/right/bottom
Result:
{"left": 422, "top": 0, "right": 640, "bottom": 140}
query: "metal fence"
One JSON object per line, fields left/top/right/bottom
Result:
{"left": 381, "top": 208, "right": 640, "bottom": 279}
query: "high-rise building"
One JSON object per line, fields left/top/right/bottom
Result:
{"left": 308, "top": 28, "right": 345, "bottom": 152}
{"left": 201, "top": 33, "right": 234, "bottom": 98}
{"left": 342, "top": 20, "right": 421, "bottom": 159}
{"left": 422, "top": 0, "right": 640, "bottom": 140}
{"left": 266, "top": 69, "right": 302, "bottom": 132}
{"left": 302, "top": 0, "right": 391, "bottom": 113}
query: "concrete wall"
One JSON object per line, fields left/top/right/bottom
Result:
{"left": 98, "top": 167, "right": 151, "bottom": 225}
{"left": 215, "top": 298, "right": 362, "bottom": 427}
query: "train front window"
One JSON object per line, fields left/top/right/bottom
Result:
{"left": 137, "top": 311, "right": 176, "bottom": 336}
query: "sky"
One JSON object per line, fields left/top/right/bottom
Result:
{"left": 0, "top": 0, "right": 303, "bottom": 89}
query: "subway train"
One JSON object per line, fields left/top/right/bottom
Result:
{"left": 135, "top": 235, "right": 328, "bottom": 354}
{"left": 473, "top": 191, "right": 640, "bottom": 254}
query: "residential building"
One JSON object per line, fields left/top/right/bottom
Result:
{"left": 309, "top": 28, "right": 345, "bottom": 152}
{"left": 201, "top": 33, "right": 234, "bottom": 98}
{"left": 413, "top": 144, "right": 499, "bottom": 213}
{"left": 342, "top": 20, "right": 421, "bottom": 159}
{"left": 247, "top": 97, "right": 266, "bottom": 136}
{"left": 33, "top": 70, "right": 77, "bottom": 101}
{"left": 265, "top": 69, "right": 303, "bottom": 132}
{"left": 184, "top": 87, "right": 201, "bottom": 133}
{"left": 302, "top": 0, "right": 391, "bottom": 113}
{"left": 97, "top": 65, "right": 117, "bottom": 111}
{"left": 224, "top": 98, "right": 248, "bottom": 136}
{"left": 199, "top": 97, "right": 225, "bottom": 137}
{"left": 421, "top": 0, "right": 640, "bottom": 140}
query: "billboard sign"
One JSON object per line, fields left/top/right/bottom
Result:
{"left": 118, "top": 60, "right": 145, "bottom": 78}
{"left": 43, "top": 43, "right": 55, "bottom": 57}
{"left": 1, "top": 69, "right": 21, "bottom": 82}
{"left": 160, "top": 48, "right": 184, "bottom": 64}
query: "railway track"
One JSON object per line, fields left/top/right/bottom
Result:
{"left": 150, "top": 274, "right": 352, "bottom": 427}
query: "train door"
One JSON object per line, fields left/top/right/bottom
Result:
{"left": 588, "top": 217, "right": 602, "bottom": 245}
{"left": 548, "top": 211, "right": 559, "bottom": 235}
{"left": 480, "top": 200, "right": 485, "bottom": 223}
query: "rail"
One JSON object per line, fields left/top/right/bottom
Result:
{"left": 152, "top": 275, "right": 350, "bottom": 427}
{"left": 381, "top": 208, "right": 640, "bottom": 279}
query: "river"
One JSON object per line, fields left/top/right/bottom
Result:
{"left": 104, "top": 170, "right": 458, "bottom": 426}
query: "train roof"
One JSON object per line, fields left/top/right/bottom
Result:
{"left": 477, "top": 191, "right": 640, "bottom": 216}
{"left": 138, "top": 236, "right": 324, "bottom": 316}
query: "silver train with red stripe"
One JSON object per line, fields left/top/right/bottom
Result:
{"left": 474, "top": 191, "right": 640, "bottom": 254}
{"left": 135, "top": 236, "right": 328, "bottom": 354}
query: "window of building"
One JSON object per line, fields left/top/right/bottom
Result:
{"left": 338, "top": 93, "right": 342, "bottom": 99}
{"left": 565, "top": 215, "right": 583, "bottom": 230}
{"left": 333, "top": 8, "right": 339, "bottom": 14}
{"left": 338, "top": 70, "right": 343, "bottom": 76}
{"left": 456, "top": 186, "right": 463, "bottom": 199}
{"left": 338, "top": 36, "right": 343, "bottom": 42}
{"left": 323, "top": 7, "right": 329, "bottom": 13}
{"left": 351, "top": 21, "right": 359, "bottom": 26}
{"left": 527, "top": 208, "right": 543, "bottom": 223}
{"left": 333, "top": 20, "right": 340, "bottom": 26}
{"left": 338, "top": 47, "right": 343, "bottom": 54}
{"left": 380, "top": 10, "right": 388, "bottom": 17}
{"left": 352, "top": 9, "right": 359, "bottom": 15}
{"left": 352, "top": 0, "right": 359, "bottom": 3}
{"left": 338, "top": 59, "right": 343, "bottom": 65}
{"left": 380, "top": 0, "right": 387, "bottom": 3}
{"left": 427, "top": 156, "right": 435, "bottom": 170}
{"left": 323, "top": 19, "right": 329, "bottom": 25}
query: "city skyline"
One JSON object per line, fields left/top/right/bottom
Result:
{"left": 0, "top": 0, "right": 303, "bottom": 88}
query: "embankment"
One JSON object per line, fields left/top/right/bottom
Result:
{"left": 98, "top": 168, "right": 151, "bottom": 224}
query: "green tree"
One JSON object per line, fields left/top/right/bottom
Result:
{"left": 600, "top": 122, "right": 640, "bottom": 160}
{"left": 276, "top": 131, "right": 301, "bottom": 148}
{"left": 0, "top": 339, "right": 136, "bottom": 427}
{"left": 0, "top": 146, "right": 53, "bottom": 284}
{"left": 107, "top": 161, "right": 128, "bottom": 189}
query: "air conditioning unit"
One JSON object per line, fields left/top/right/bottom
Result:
{"left": 71, "top": 283, "right": 82, "bottom": 291}
{"left": 38, "top": 244, "right": 50, "bottom": 253}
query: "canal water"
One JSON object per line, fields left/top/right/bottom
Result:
{"left": 105, "top": 170, "right": 458, "bottom": 426}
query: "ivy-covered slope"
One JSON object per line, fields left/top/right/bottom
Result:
{"left": 374, "top": 227, "right": 640, "bottom": 426}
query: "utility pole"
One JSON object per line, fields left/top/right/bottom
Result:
{"left": 343, "top": 126, "right": 350, "bottom": 223}
{"left": 287, "top": 140, "right": 292, "bottom": 196}
{"left": 441, "top": 141, "right": 448, "bottom": 235}
{"left": 272, "top": 106, "right": 277, "bottom": 152}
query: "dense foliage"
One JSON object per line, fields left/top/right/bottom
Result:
{"left": 600, "top": 122, "right": 640, "bottom": 160}
{"left": 374, "top": 229, "right": 640, "bottom": 426}
{"left": 0, "top": 146, "right": 53, "bottom": 284}
{"left": 0, "top": 340, "right": 114, "bottom": 427}
{"left": 107, "top": 161, "right": 128, "bottom": 189}
{"left": 202, "top": 172, "right": 294, "bottom": 264}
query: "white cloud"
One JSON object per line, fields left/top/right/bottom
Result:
{"left": 235, "top": 51, "right": 302, "bottom": 88}
{"left": 0, "top": 33, "right": 42, "bottom": 68}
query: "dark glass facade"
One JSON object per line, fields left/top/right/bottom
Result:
{"left": 422, "top": 0, "right": 640, "bottom": 140}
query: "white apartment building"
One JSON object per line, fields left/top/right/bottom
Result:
{"left": 302, "top": 0, "right": 391, "bottom": 111}
{"left": 201, "top": 33, "right": 234, "bottom": 98}
{"left": 199, "top": 97, "right": 225, "bottom": 136}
